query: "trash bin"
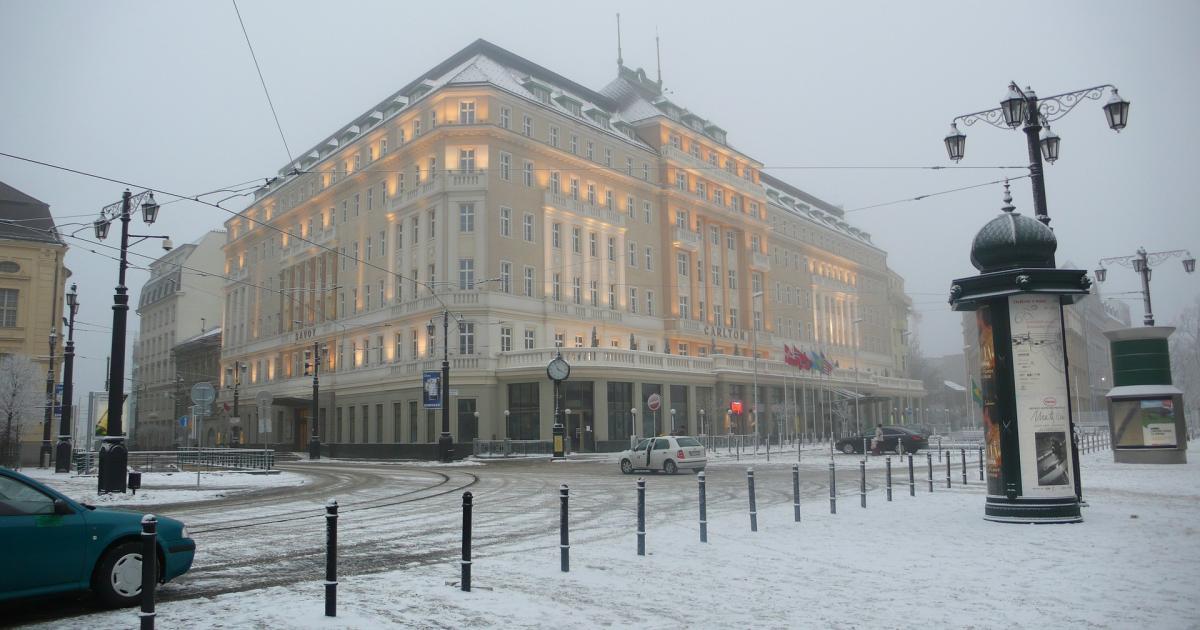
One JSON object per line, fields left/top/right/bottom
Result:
{"left": 127, "top": 470, "right": 142, "bottom": 495}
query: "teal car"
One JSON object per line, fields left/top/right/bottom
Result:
{"left": 0, "top": 467, "right": 195, "bottom": 607}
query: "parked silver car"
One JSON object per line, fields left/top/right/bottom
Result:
{"left": 619, "top": 436, "right": 707, "bottom": 474}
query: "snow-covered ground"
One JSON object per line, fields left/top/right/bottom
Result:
{"left": 27, "top": 450, "right": 1199, "bottom": 629}
{"left": 18, "top": 467, "right": 308, "bottom": 507}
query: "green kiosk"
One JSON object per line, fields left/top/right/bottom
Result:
{"left": 1104, "top": 327, "right": 1188, "bottom": 464}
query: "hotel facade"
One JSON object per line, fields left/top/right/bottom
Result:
{"left": 220, "top": 40, "right": 923, "bottom": 455}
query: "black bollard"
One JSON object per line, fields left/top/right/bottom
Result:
{"left": 325, "top": 499, "right": 338, "bottom": 617}
{"left": 140, "top": 515, "right": 157, "bottom": 630}
{"left": 859, "top": 459, "right": 867, "bottom": 508}
{"left": 636, "top": 478, "right": 646, "bottom": 556}
{"left": 461, "top": 491, "right": 472, "bottom": 592}
{"left": 560, "top": 484, "right": 570, "bottom": 573}
{"left": 792, "top": 464, "right": 801, "bottom": 523}
{"left": 886, "top": 457, "right": 893, "bottom": 502}
{"left": 829, "top": 460, "right": 837, "bottom": 514}
{"left": 961, "top": 448, "right": 967, "bottom": 485}
{"left": 945, "top": 451, "right": 951, "bottom": 488}
{"left": 927, "top": 452, "right": 934, "bottom": 492}
{"left": 908, "top": 454, "right": 915, "bottom": 497}
{"left": 698, "top": 471, "right": 708, "bottom": 543}
{"left": 747, "top": 468, "right": 758, "bottom": 532}
{"left": 978, "top": 446, "right": 984, "bottom": 481}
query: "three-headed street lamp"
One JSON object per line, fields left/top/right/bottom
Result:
{"left": 1096, "top": 248, "right": 1196, "bottom": 326}
{"left": 54, "top": 284, "right": 79, "bottom": 472}
{"left": 93, "top": 189, "right": 172, "bottom": 493}
{"left": 945, "top": 82, "right": 1129, "bottom": 229}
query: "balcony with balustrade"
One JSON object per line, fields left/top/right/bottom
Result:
{"left": 543, "top": 191, "right": 627, "bottom": 227}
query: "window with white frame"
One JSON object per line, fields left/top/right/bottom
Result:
{"left": 429, "top": 209, "right": 436, "bottom": 238}
{"left": 522, "top": 114, "right": 532, "bottom": 136}
{"left": 628, "top": 287, "right": 638, "bottom": 313}
{"left": 500, "top": 107, "right": 510, "bottom": 129}
{"left": 500, "top": 326, "right": 512, "bottom": 352}
{"left": 570, "top": 134, "right": 578, "bottom": 154}
{"left": 586, "top": 140, "right": 594, "bottom": 160}
{"left": 523, "top": 266, "right": 534, "bottom": 297}
{"left": 571, "top": 227, "right": 581, "bottom": 254}
{"left": 752, "top": 272, "right": 762, "bottom": 293}
{"left": 643, "top": 201, "right": 652, "bottom": 223}
{"left": 679, "top": 295, "right": 690, "bottom": 319}
{"left": 645, "top": 247, "right": 653, "bottom": 270}
{"left": 458, "top": 101, "right": 475, "bottom": 124}
{"left": 552, "top": 273, "right": 561, "bottom": 301}
{"left": 524, "top": 329, "right": 536, "bottom": 349}
{"left": 574, "top": 334, "right": 584, "bottom": 348}
{"left": 589, "top": 280, "right": 598, "bottom": 306}
{"left": 729, "top": 308, "right": 739, "bottom": 328}
{"left": 549, "top": 126, "right": 558, "bottom": 147}
{"left": 570, "top": 178, "right": 579, "bottom": 200}
{"left": 727, "top": 230, "right": 736, "bottom": 250}
{"left": 523, "top": 213, "right": 534, "bottom": 242}
{"left": 572, "top": 277, "right": 581, "bottom": 304}
{"left": 714, "top": 305, "right": 723, "bottom": 325}
{"left": 628, "top": 241, "right": 637, "bottom": 267}
{"left": 552, "top": 223, "right": 561, "bottom": 248}
{"left": 499, "top": 152, "right": 511, "bottom": 180}
{"left": 458, "top": 258, "right": 475, "bottom": 290}
{"left": 753, "top": 310, "right": 762, "bottom": 331}
{"left": 459, "top": 322, "right": 475, "bottom": 354}
{"left": 550, "top": 172, "right": 560, "bottom": 194}
{"left": 647, "top": 290, "right": 655, "bottom": 316}
{"left": 500, "top": 207, "right": 512, "bottom": 237}
{"left": 626, "top": 157, "right": 634, "bottom": 174}
{"left": 500, "top": 261, "right": 512, "bottom": 293}
{"left": 676, "top": 252, "right": 689, "bottom": 277}
{"left": 459, "top": 203, "right": 475, "bottom": 232}
{"left": 459, "top": 149, "right": 476, "bottom": 174}
{"left": 588, "top": 232, "right": 597, "bottom": 257}
{"left": 604, "top": 147, "right": 613, "bottom": 167}
{"left": 523, "top": 161, "right": 533, "bottom": 187}
{"left": 554, "top": 332, "right": 564, "bottom": 347}
{"left": 728, "top": 270, "right": 737, "bottom": 289}
{"left": 607, "top": 236, "right": 616, "bottom": 261}
{"left": 608, "top": 284, "right": 616, "bottom": 309}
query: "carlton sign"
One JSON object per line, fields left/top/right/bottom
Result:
{"left": 703, "top": 325, "right": 749, "bottom": 341}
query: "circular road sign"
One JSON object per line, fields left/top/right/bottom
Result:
{"left": 647, "top": 393, "right": 661, "bottom": 412}
{"left": 191, "top": 382, "right": 216, "bottom": 406}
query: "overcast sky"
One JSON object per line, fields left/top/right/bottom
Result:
{"left": 2, "top": 0, "right": 1197, "bottom": 407}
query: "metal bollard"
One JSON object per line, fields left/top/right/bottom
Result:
{"left": 140, "top": 515, "right": 157, "bottom": 630}
{"left": 908, "top": 454, "right": 915, "bottom": 497}
{"left": 961, "top": 448, "right": 967, "bottom": 485}
{"left": 747, "top": 468, "right": 758, "bottom": 532}
{"left": 792, "top": 464, "right": 801, "bottom": 522}
{"left": 978, "top": 446, "right": 985, "bottom": 481}
{"left": 859, "top": 459, "right": 867, "bottom": 508}
{"left": 927, "top": 452, "right": 934, "bottom": 492}
{"left": 636, "top": 478, "right": 646, "bottom": 556}
{"left": 938, "top": 439, "right": 943, "bottom": 462}
{"left": 325, "top": 499, "right": 338, "bottom": 616}
{"left": 829, "top": 460, "right": 837, "bottom": 514}
{"left": 698, "top": 471, "right": 708, "bottom": 543}
{"left": 945, "top": 451, "right": 952, "bottom": 488}
{"left": 559, "top": 484, "right": 570, "bottom": 573}
{"left": 461, "top": 492, "right": 473, "bottom": 592}
{"left": 886, "top": 457, "right": 893, "bottom": 502}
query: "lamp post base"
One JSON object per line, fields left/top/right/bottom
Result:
{"left": 308, "top": 436, "right": 322, "bottom": 460}
{"left": 437, "top": 433, "right": 455, "bottom": 463}
{"left": 97, "top": 436, "right": 128, "bottom": 494}
{"left": 54, "top": 438, "right": 72, "bottom": 473}
{"left": 984, "top": 495, "right": 1081, "bottom": 524}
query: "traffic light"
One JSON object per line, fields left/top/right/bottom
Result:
{"left": 303, "top": 350, "right": 313, "bottom": 376}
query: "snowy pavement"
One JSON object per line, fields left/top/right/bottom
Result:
{"left": 15, "top": 449, "right": 1200, "bottom": 629}
{"left": 17, "top": 467, "right": 308, "bottom": 507}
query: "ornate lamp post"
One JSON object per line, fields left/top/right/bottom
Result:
{"left": 303, "top": 343, "right": 324, "bottom": 459}
{"left": 1095, "top": 248, "right": 1195, "bottom": 326}
{"left": 39, "top": 328, "right": 57, "bottom": 468}
{"left": 93, "top": 189, "right": 172, "bottom": 493}
{"left": 427, "top": 311, "right": 455, "bottom": 462}
{"left": 54, "top": 284, "right": 79, "bottom": 472}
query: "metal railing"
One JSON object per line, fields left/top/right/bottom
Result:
{"left": 73, "top": 448, "right": 276, "bottom": 475}
{"left": 472, "top": 439, "right": 554, "bottom": 458}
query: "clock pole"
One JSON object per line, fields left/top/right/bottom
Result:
{"left": 547, "top": 351, "right": 570, "bottom": 459}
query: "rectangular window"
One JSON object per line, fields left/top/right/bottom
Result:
{"left": 626, "top": 195, "right": 635, "bottom": 217}
{"left": 365, "top": 237, "right": 372, "bottom": 260}
{"left": 571, "top": 227, "right": 581, "bottom": 254}
{"left": 459, "top": 149, "right": 476, "bottom": 174}
{"left": 500, "top": 261, "right": 512, "bottom": 293}
{"left": 589, "top": 280, "right": 598, "bottom": 306}
{"left": 586, "top": 141, "right": 594, "bottom": 160}
{"left": 677, "top": 252, "right": 689, "bottom": 277}
{"left": 523, "top": 213, "right": 534, "bottom": 242}
{"left": 608, "top": 284, "right": 616, "bottom": 309}
{"left": 676, "top": 172, "right": 687, "bottom": 191}
{"left": 628, "top": 241, "right": 637, "bottom": 267}
{"left": 729, "top": 308, "right": 739, "bottom": 328}
{"left": 645, "top": 247, "right": 653, "bottom": 270}
{"left": 570, "top": 178, "right": 579, "bottom": 200}
{"left": 572, "top": 277, "right": 581, "bottom": 304}
{"left": 729, "top": 270, "right": 738, "bottom": 289}
{"left": 643, "top": 201, "right": 652, "bottom": 224}
{"left": 753, "top": 311, "right": 763, "bottom": 331}
{"left": 679, "top": 295, "right": 691, "bottom": 319}
{"left": 604, "top": 147, "right": 613, "bottom": 167}
{"left": 523, "top": 161, "right": 534, "bottom": 187}
{"left": 552, "top": 223, "right": 561, "bottom": 248}
{"left": 696, "top": 181, "right": 706, "bottom": 199}
{"left": 549, "top": 126, "right": 558, "bottom": 147}
{"left": 550, "top": 172, "right": 561, "bottom": 194}
{"left": 524, "top": 329, "right": 536, "bottom": 349}
{"left": 458, "top": 100, "right": 476, "bottom": 124}
{"left": 570, "top": 134, "right": 578, "bottom": 154}
{"left": 713, "top": 265, "right": 721, "bottom": 286}
{"left": 727, "top": 230, "right": 736, "bottom": 250}
{"left": 499, "top": 207, "right": 512, "bottom": 237}
{"left": 714, "top": 305, "right": 724, "bottom": 326}
{"left": 552, "top": 273, "right": 561, "bottom": 301}
{"left": 629, "top": 287, "right": 638, "bottom": 313}
{"left": 501, "top": 326, "right": 513, "bottom": 352}
{"left": 500, "top": 106, "right": 510, "bottom": 129}
{"left": 522, "top": 114, "right": 532, "bottom": 136}
{"left": 607, "top": 236, "right": 616, "bottom": 261}
{"left": 429, "top": 209, "right": 436, "bottom": 239}
{"left": 574, "top": 334, "right": 584, "bottom": 348}
{"left": 499, "top": 152, "right": 511, "bottom": 181}
{"left": 523, "top": 266, "right": 535, "bottom": 297}
{"left": 589, "top": 232, "right": 598, "bottom": 257}
{"left": 380, "top": 229, "right": 387, "bottom": 257}
{"left": 0, "top": 289, "right": 16, "bottom": 327}
{"left": 411, "top": 215, "right": 419, "bottom": 243}
{"left": 459, "top": 322, "right": 475, "bottom": 354}
{"left": 458, "top": 258, "right": 475, "bottom": 289}
{"left": 752, "top": 272, "right": 763, "bottom": 293}
{"left": 459, "top": 203, "right": 475, "bottom": 232}
{"left": 626, "top": 157, "right": 634, "bottom": 175}
{"left": 647, "top": 290, "right": 655, "bottom": 316}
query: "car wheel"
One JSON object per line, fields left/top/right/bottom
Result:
{"left": 663, "top": 460, "right": 678, "bottom": 475}
{"left": 840, "top": 443, "right": 855, "bottom": 455}
{"left": 93, "top": 541, "right": 146, "bottom": 608}
{"left": 620, "top": 459, "right": 634, "bottom": 474}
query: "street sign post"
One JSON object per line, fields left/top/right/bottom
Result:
{"left": 256, "top": 391, "right": 273, "bottom": 436}
{"left": 647, "top": 393, "right": 661, "bottom": 437}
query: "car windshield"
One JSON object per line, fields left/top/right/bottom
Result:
{"left": 676, "top": 437, "right": 701, "bottom": 447}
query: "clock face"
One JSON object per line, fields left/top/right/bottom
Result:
{"left": 547, "top": 357, "right": 570, "bottom": 381}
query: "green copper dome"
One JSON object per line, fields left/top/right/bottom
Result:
{"left": 970, "top": 183, "right": 1057, "bottom": 272}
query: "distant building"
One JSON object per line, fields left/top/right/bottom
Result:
{"left": 132, "top": 230, "right": 225, "bottom": 448}
{"left": 0, "top": 181, "right": 69, "bottom": 465}
{"left": 171, "top": 327, "right": 226, "bottom": 446}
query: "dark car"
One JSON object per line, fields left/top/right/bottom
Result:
{"left": 836, "top": 427, "right": 926, "bottom": 455}
{"left": 0, "top": 467, "right": 196, "bottom": 607}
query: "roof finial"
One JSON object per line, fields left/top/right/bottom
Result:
{"left": 1001, "top": 179, "right": 1015, "bottom": 213}
{"left": 655, "top": 29, "right": 662, "bottom": 89}
{"left": 616, "top": 13, "right": 623, "bottom": 68}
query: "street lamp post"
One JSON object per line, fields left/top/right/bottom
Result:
{"left": 224, "top": 361, "right": 245, "bottom": 445}
{"left": 630, "top": 407, "right": 637, "bottom": 446}
{"left": 54, "top": 284, "right": 79, "bottom": 473}
{"left": 39, "top": 328, "right": 57, "bottom": 468}
{"left": 427, "top": 311, "right": 454, "bottom": 462}
{"left": 305, "top": 342, "right": 323, "bottom": 459}
{"left": 699, "top": 409, "right": 706, "bottom": 436}
{"left": 94, "top": 189, "right": 171, "bottom": 493}
{"left": 1095, "top": 248, "right": 1195, "bottom": 326}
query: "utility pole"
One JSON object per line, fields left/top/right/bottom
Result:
{"left": 40, "top": 328, "right": 57, "bottom": 468}
{"left": 307, "top": 341, "right": 322, "bottom": 460}
{"left": 55, "top": 284, "right": 79, "bottom": 472}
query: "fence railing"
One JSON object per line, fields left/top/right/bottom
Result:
{"left": 72, "top": 448, "right": 276, "bottom": 475}
{"left": 472, "top": 439, "right": 553, "bottom": 458}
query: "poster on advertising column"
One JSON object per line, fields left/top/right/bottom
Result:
{"left": 1008, "top": 294, "right": 1074, "bottom": 496}
{"left": 976, "top": 305, "right": 1003, "bottom": 496}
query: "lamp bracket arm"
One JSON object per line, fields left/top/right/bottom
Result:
{"left": 99, "top": 189, "right": 156, "bottom": 219}
{"left": 952, "top": 108, "right": 1011, "bottom": 131}
{"left": 1037, "top": 85, "right": 1117, "bottom": 123}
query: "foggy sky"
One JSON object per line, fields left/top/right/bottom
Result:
{"left": 1, "top": 0, "right": 1197, "bottom": 407}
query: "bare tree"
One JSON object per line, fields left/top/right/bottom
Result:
{"left": 0, "top": 354, "right": 42, "bottom": 468}
{"left": 1170, "top": 297, "right": 1200, "bottom": 434}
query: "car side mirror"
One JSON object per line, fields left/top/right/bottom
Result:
{"left": 53, "top": 499, "right": 74, "bottom": 516}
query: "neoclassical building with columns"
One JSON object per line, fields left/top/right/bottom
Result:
{"left": 219, "top": 39, "right": 923, "bottom": 455}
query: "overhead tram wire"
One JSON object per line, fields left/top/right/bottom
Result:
{"left": 844, "top": 174, "right": 1030, "bottom": 214}
{"left": 297, "top": 163, "right": 1027, "bottom": 177}
{"left": 231, "top": 0, "right": 293, "bottom": 164}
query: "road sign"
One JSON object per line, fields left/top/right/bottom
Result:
{"left": 256, "top": 391, "right": 273, "bottom": 434}
{"left": 647, "top": 393, "right": 661, "bottom": 412}
{"left": 191, "top": 382, "right": 216, "bottom": 406}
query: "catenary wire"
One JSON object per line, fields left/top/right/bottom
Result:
{"left": 231, "top": 0, "right": 293, "bottom": 163}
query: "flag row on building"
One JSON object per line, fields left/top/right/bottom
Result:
{"left": 782, "top": 345, "right": 836, "bottom": 374}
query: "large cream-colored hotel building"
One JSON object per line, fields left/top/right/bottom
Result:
{"left": 221, "top": 40, "right": 923, "bottom": 455}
